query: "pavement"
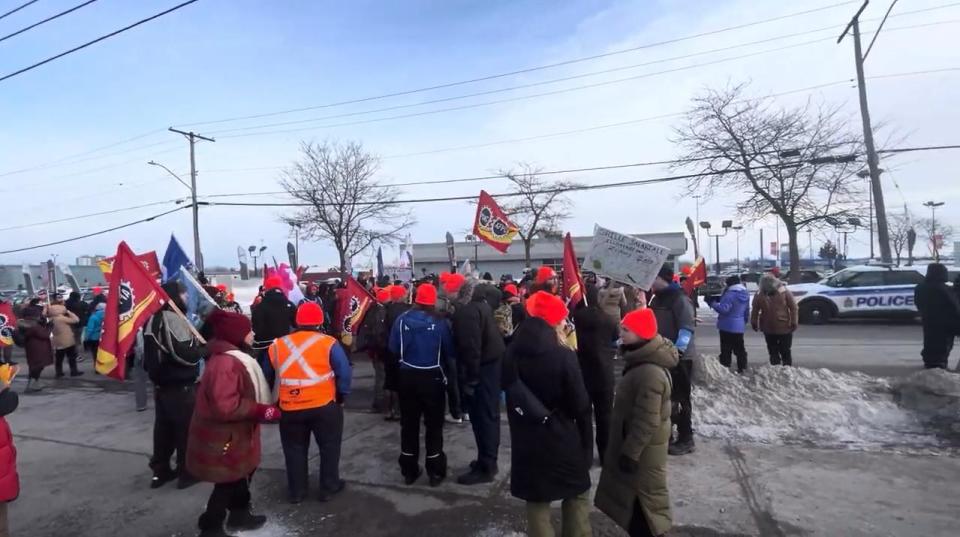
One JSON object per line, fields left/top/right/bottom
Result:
{"left": 6, "top": 321, "right": 960, "bottom": 537}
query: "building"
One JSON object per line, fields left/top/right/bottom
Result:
{"left": 412, "top": 232, "right": 688, "bottom": 280}
{"left": 76, "top": 255, "right": 107, "bottom": 266}
{"left": 0, "top": 265, "right": 107, "bottom": 292}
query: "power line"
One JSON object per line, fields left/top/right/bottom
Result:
{"left": 0, "top": 0, "right": 201, "bottom": 84}
{"left": 0, "top": 129, "right": 168, "bottom": 179}
{"left": 0, "top": 0, "right": 39, "bottom": 21}
{"left": 0, "top": 198, "right": 185, "bottom": 232}
{"left": 864, "top": 0, "right": 900, "bottom": 60}
{"left": 176, "top": 1, "right": 861, "bottom": 129}
{"left": 0, "top": 0, "right": 99, "bottom": 45}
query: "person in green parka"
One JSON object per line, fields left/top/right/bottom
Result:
{"left": 595, "top": 307, "right": 678, "bottom": 537}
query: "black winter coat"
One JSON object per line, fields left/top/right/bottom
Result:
{"left": 382, "top": 302, "right": 412, "bottom": 354}
{"left": 573, "top": 305, "right": 618, "bottom": 393}
{"left": 475, "top": 283, "right": 502, "bottom": 312}
{"left": 452, "top": 293, "right": 506, "bottom": 385}
{"left": 914, "top": 275, "right": 960, "bottom": 333}
{"left": 504, "top": 317, "right": 592, "bottom": 502}
{"left": 251, "top": 289, "right": 296, "bottom": 344}
{"left": 356, "top": 302, "right": 386, "bottom": 354}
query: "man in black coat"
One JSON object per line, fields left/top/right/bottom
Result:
{"left": 914, "top": 263, "right": 960, "bottom": 369}
{"left": 452, "top": 279, "right": 506, "bottom": 485}
{"left": 64, "top": 292, "right": 89, "bottom": 359}
{"left": 252, "top": 277, "right": 297, "bottom": 388}
{"left": 573, "top": 285, "right": 619, "bottom": 464}
{"left": 381, "top": 287, "right": 411, "bottom": 421}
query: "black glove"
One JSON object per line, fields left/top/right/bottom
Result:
{"left": 618, "top": 455, "right": 639, "bottom": 474}
{"left": 335, "top": 393, "right": 346, "bottom": 405}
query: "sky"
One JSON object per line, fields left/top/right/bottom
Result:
{"left": 0, "top": 0, "right": 958, "bottom": 270}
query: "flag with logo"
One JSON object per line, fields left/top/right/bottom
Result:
{"left": 472, "top": 190, "right": 519, "bottom": 253}
{"left": 562, "top": 233, "right": 585, "bottom": 306}
{"left": 682, "top": 257, "right": 707, "bottom": 296}
{"left": 96, "top": 242, "right": 170, "bottom": 380}
{"left": 334, "top": 275, "right": 375, "bottom": 348}
{"left": 162, "top": 234, "right": 193, "bottom": 282}
{"left": 0, "top": 302, "right": 16, "bottom": 347}
{"left": 99, "top": 250, "right": 162, "bottom": 281}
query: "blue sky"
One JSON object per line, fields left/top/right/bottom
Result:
{"left": 1, "top": 0, "right": 958, "bottom": 269}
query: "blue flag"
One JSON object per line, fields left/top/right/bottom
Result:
{"left": 162, "top": 234, "right": 193, "bottom": 283}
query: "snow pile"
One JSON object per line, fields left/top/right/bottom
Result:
{"left": 691, "top": 355, "right": 944, "bottom": 451}
{"left": 894, "top": 368, "right": 960, "bottom": 438}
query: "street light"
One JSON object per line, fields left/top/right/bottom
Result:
{"left": 828, "top": 217, "right": 860, "bottom": 262}
{"left": 923, "top": 201, "right": 945, "bottom": 261}
{"left": 700, "top": 220, "right": 732, "bottom": 275}
{"left": 149, "top": 160, "right": 203, "bottom": 271}
{"left": 732, "top": 226, "right": 744, "bottom": 273}
{"left": 465, "top": 234, "right": 479, "bottom": 271}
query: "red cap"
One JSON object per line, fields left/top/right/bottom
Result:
{"left": 680, "top": 265, "right": 692, "bottom": 276}
{"left": 535, "top": 266, "right": 557, "bottom": 284}
{"left": 415, "top": 283, "right": 438, "bottom": 306}
{"left": 93, "top": 286, "right": 103, "bottom": 295}
{"left": 442, "top": 273, "right": 466, "bottom": 294}
{"left": 376, "top": 287, "right": 390, "bottom": 303}
{"left": 265, "top": 276, "right": 284, "bottom": 290}
{"left": 525, "top": 291, "right": 568, "bottom": 327}
{"left": 439, "top": 272, "right": 451, "bottom": 284}
{"left": 296, "top": 302, "right": 325, "bottom": 326}
{"left": 503, "top": 283, "right": 519, "bottom": 297}
{"left": 622, "top": 308, "right": 658, "bottom": 340}
{"left": 216, "top": 284, "right": 228, "bottom": 292}
{"left": 390, "top": 285, "right": 407, "bottom": 301}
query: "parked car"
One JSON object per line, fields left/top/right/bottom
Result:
{"left": 788, "top": 265, "right": 923, "bottom": 324}
{"left": 701, "top": 275, "right": 726, "bottom": 298}
{"left": 782, "top": 270, "right": 824, "bottom": 284}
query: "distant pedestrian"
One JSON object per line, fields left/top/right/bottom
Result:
{"left": 913, "top": 263, "right": 960, "bottom": 369}
{"left": 707, "top": 275, "right": 750, "bottom": 373}
{"left": 530, "top": 266, "right": 560, "bottom": 295}
{"left": 598, "top": 282, "right": 627, "bottom": 322}
{"left": 64, "top": 292, "right": 88, "bottom": 361}
{"left": 751, "top": 274, "right": 799, "bottom": 366}
{"left": 357, "top": 287, "right": 390, "bottom": 413}
{"left": 595, "top": 308, "right": 677, "bottom": 537}
{"left": 573, "top": 284, "right": 619, "bottom": 465}
{"left": 83, "top": 303, "right": 106, "bottom": 364}
{"left": 48, "top": 296, "right": 82, "bottom": 378}
{"left": 0, "top": 370, "right": 19, "bottom": 536}
{"left": 18, "top": 305, "right": 52, "bottom": 393}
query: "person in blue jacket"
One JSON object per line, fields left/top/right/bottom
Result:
{"left": 708, "top": 275, "right": 751, "bottom": 373}
{"left": 83, "top": 303, "right": 106, "bottom": 362}
{"left": 388, "top": 283, "right": 457, "bottom": 487}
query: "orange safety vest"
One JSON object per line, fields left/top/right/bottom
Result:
{"left": 268, "top": 331, "right": 337, "bottom": 412}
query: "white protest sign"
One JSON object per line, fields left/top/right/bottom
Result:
{"left": 582, "top": 225, "right": 670, "bottom": 290}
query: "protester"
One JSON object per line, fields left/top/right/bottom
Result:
{"left": 18, "top": 305, "right": 52, "bottom": 393}
{"left": 357, "top": 287, "right": 390, "bottom": 413}
{"left": 64, "top": 291, "right": 88, "bottom": 361}
{"left": 268, "top": 302, "right": 351, "bottom": 503}
{"left": 435, "top": 273, "right": 461, "bottom": 316}
{"left": 187, "top": 309, "right": 278, "bottom": 537}
{"left": 48, "top": 296, "right": 83, "bottom": 378}
{"left": 751, "top": 274, "right": 799, "bottom": 366}
{"left": 0, "top": 372, "right": 19, "bottom": 536}
{"left": 503, "top": 283, "right": 527, "bottom": 340}
{"left": 222, "top": 293, "right": 243, "bottom": 314}
{"left": 451, "top": 278, "right": 506, "bottom": 485}
{"left": 573, "top": 284, "right": 619, "bottom": 464}
{"left": 503, "top": 291, "right": 593, "bottom": 537}
{"left": 495, "top": 284, "right": 522, "bottom": 343}
{"left": 595, "top": 308, "right": 677, "bottom": 537}
{"left": 707, "top": 275, "right": 750, "bottom": 373}
{"left": 144, "top": 281, "right": 207, "bottom": 490}
{"left": 251, "top": 276, "right": 297, "bottom": 388}
{"left": 382, "top": 285, "right": 412, "bottom": 422}
{"left": 913, "top": 263, "right": 960, "bottom": 369}
{"left": 301, "top": 283, "right": 323, "bottom": 307}
{"left": 83, "top": 303, "right": 106, "bottom": 365}
{"left": 388, "top": 283, "right": 457, "bottom": 487}
{"left": 598, "top": 281, "right": 628, "bottom": 323}
{"left": 530, "top": 266, "right": 560, "bottom": 295}
{"left": 649, "top": 265, "right": 697, "bottom": 456}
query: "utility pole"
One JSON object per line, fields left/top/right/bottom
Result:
{"left": 839, "top": 0, "right": 892, "bottom": 263}
{"left": 169, "top": 127, "right": 215, "bottom": 272}
{"left": 924, "top": 201, "right": 945, "bottom": 261}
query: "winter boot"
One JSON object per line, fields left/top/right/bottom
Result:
{"left": 428, "top": 474, "right": 445, "bottom": 487}
{"left": 403, "top": 466, "right": 422, "bottom": 486}
{"left": 457, "top": 468, "right": 495, "bottom": 486}
{"left": 317, "top": 479, "right": 346, "bottom": 502}
{"left": 25, "top": 379, "right": 43, "bottom": 393}
{"left": 198, "top": 512, "right": 236, "bottom": 537}
{"left": 668, "top": 437, "right": 696, "bottom": 456}
{"left": 225, "top": 510, "right": 267, "bottom": 532}
{"left": 150, "top": 469, "right": 177, "bottom": 489}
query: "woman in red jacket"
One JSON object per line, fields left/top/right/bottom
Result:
{"left": 187, "top": 310, "right": 279, "bottom": 537}
{"left": 0, "top": 369, "right": 20, "bottom": 536}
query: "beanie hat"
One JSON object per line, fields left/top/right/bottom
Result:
{"left": 265, "top": 276, "right": 284, "bottom": 290}
{"left": 296, "top": 302, "right": 325, "bottom": 327}
{"left": 725, "top": 275, "right": 742, "bottom": 287}
{"left": 415, "top": 283, "right": 438, "bottom": 306}
{"left": 680, "top": 265, "right": 692, "bottom": 276}
{"left": 525, "top": 291, "right": 568, "bottom": 327}
{"left": 621, "top": 308, "right": 657, "bottom": 340}
{"left": 216, "top": 283, "right": 228, "bottom": 292}
{"left": 390, "top": 284, "right": 407, "bottom": 301}
{"left": 207, "top": 309, "right": 252, "bottom": 347}
{"left": 535, "top": 266, "right": 557, "bottom": 284}
{"left": 503, "top": 283, "right": 519, "bottom": 297}
{"left": 376, "top": 287, "right": 390, "bottom": 303}
{"left": 442, "top": 273, "right": 466, "bottom": 294}
{"left": 657, "top": 265, "right": 674, "bottom": 283}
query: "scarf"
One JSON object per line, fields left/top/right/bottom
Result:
{"left": 225, "top": 350, "right": 273, "bottom": 405}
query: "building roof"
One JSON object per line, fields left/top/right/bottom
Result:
{"left": 0, "top": 265, "right": 107, "bottom": 291}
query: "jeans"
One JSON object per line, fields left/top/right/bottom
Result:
{"left": 764, "top": 333, "right": 793, "bottom": 366}
{"left": 279, "top": 402, "right": 344, "bottom": 498}
{"left": 525, "top": 491, "right": 592, "bottom": 537}
{"left": 398, "top": 369, "right": 447, "bottom": 479}
{"left": 54, "top": 347, "right": 80, "bottom": 375}
{"left": 718, "top": 330, "right": 748, "bottom": 372}
{"left": 670, "top": 360, "right": 693, "bottom": 441}
{"left": 150, "top": 384, "right": 195, "bottom": 475}
{"left": 198, "top": 477, "right": 252, "bottom": 531}
{"left": 464, "top": 360, "right": 501, "bottom": 474}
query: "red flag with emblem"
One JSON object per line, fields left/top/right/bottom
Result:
{"left": 682, "top": 257, "right": 707, "bottom": 296}
{"left": 0, "top": 302, "right": 17, "bottom": 347}
{"left": 562, "top": 233, "right": 586, "bottom": 306}
{"left": 473, "top": 190, "right": 519, "bottom": 253}
{"left": 96, "top": 242, "right": 169, "bottom": 380}
{"left": 334, "top": 274, "right": 375, "bottom": 348}
{"left": 98, "top": 250, "right": 162, "bottom": 281}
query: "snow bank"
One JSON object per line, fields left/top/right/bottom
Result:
{"left": 894, "top": 368, "right": 960, "bottom": 438}
{"left": 692, "top": 355, "right": 946, "bottom": 451}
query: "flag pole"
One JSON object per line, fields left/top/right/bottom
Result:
{"left": 164, "top": 297, "right": 208, "bottom": 344}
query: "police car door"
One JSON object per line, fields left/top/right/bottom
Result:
{"left": 836, "top": 271, "right": 887, "bottom": 315}
{"left": 881, "top": 270, "right": 923, "bottom": 313}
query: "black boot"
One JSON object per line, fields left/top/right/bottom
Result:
{"left": 225, "top": 510, "right": 267, "bottom": 532}
{"left": 150, "top": 469, "right": 177, "bottom": 489}
{"left": 456, "top": 468, "right": 495, "bottom": 486}
{"left": 403, "top": 466, "right": 422, "bottom": 486}
{"left": 317, "top": 479, "right": 346, "bottom": 502}
{"left": 669, "top": 437, "right": 696, "bottom": 456}
{"left": 198, "top": 512, "right": 236, "bottom": 537}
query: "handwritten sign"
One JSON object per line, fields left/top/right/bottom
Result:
{"left": 582, "top": 225, "right": 670, "bottom": 290}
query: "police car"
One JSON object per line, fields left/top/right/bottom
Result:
{"left": 788, "top": 265, "right": 925, "bottom": 324}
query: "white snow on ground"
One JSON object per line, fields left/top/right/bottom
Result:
{"left": 692, "top": 355, "right": 958, "bottom": 452}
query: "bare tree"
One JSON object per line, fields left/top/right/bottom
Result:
{"left": 499, "top": 163, "right": 580, "bottom": 267}
{"left": 280, "top": 141, "right": 414, "bottom": 271}
{"left": 917, "top": 217, "right": 954, "bottom": 258}
{"left": 673, "top": 84, "right": 865, "bottom": 283}
{"left": 888, "top": 209, "right": 915, "bottom": 265}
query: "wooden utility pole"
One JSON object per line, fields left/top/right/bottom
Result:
{"left": 168, "top": 127, "right": 215, "bottom": 271}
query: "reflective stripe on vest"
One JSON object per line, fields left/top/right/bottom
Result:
{"left": 269, "top": 331, "right": 337, "bottom": 411}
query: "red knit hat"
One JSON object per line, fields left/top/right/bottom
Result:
{"left": 503, "top": 283, "right": 519, "bottom": 297}
{"left": 296, "top": 302, "right": 325, "bottom": 327}
{"left": 207, "top": 309, "right": 252, "bottom": 347}
{"left": 216, "top": 283, "right": 228, "bottom": 292}
{"left": 621, "top": 308, "right": 658, "bottom": 340}
{"left": 535, "top": 266, "right": 557, "bottom": 284}
{"left": 680, "top": 265, "right": 692, "bottom": 276}
{"left": 390, "top": 284, "right": 407, "bottom": 301}
{"left": 442, "top": 273, "right": 466, "bottom": 294}
{"left": 376, "top": 287, "right": 390, "bottom": 303}
{"left": 525, "top": 291, "right": 568, "bottom": 327}
{"left": 264, "top": 276, "right": 283, "bottom": 290}
{"left": 415, "top": 283, "right": 438, "bottom": 306}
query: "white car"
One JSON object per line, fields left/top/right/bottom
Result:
{"left": 787, "top": 265, "right": 926, "bottom": 324}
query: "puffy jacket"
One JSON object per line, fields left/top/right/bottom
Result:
{"left": 143, "top": 310, "right": 206, "bottom": 387}
{"left": 388, "top": 308, "right": 456, "bottom": 373}
{"left": 0, "top": 389, "right": 19, "bottom": 502}
{"left": 710, "top": 284, "right": 750, "bottom": 334}
{"left": 649, "top": 283, "right": 697, "bottom": 359}
{"left": 598, "top": 286, "right": 627, "bottom": 321}
{"left": 751, "top": 276, "right": 798, "bottom": 335}
{"left": 48, "top": 304, "right": 79, "bottom": 350}
{"left": 452, "top": 280, "right": 506, "bottom": 384}
{"left": 251, "top": 289, "right": 296, "bottom": 345}
{"left": 914, "top": 265, "right": 960, "bottom": 332}
{"left": 84, "top": 306, "right": 105, "bottom": 342}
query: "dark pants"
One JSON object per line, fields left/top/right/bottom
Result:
{"left": 464, "top": 360, "right": 501, "bottom": 474}
{"left": 670, "top": 360, "right": 693, "bottom": 442}
{"left": 198, "top": 477, "right": 251, "bottom": 531}
{"left": 764, "top": 333, "right": 793, "bottom": 366}
{"left": 588, "top": 387, "right": 614, "bottom": 463}
{"left": 448, "top": 362, "right": 462, "bottom": 420}
{"left": 1, "top": 346, "right": 11, "bottom": 364}
{"left": 629, "top": 500, "right": 656, "bottom": 537}
{"left": 256, "top": 349, "right": 276, "bottom": 390}
{"left": 279, "top": 402, "right": 344, "bottom": 498}
{"left": 921, "top": 325, "right": 954, "bottom": 369}
{"left": 718, "top": 330, "right": 748, "bottom": 372}
{"left": 28, "top": 365, "right": 43, "bottom": 380}
{"left": 398, "top": 369, "right": 447, "bottom": 479}
{"left": 54, "top": 347, "right": 80, "bottom": 375}
{"left": 150, "top": 384, "right": 195, "bottom": 475}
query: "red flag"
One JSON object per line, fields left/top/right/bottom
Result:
{"left": 562, "top": 233, "right": 586, "bottom": 306}
{"left": 98, "top": 251, "right": 162, "bottom": 281}
{"left": 96, "top": 242, "right": 169, "bottom": 380}
{"left": 682, "top": 257, "right": 707, "bottom": 296}
{"left": 473, "top": 190, "right": 519, "bottom": 253}
{"left": 0, "top": 302, "right": 17, "bottom": 347}
{"left": 334, "top": 275, "right": 375, "bottom": 348}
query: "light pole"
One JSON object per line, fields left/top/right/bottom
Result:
{"left": 732, "top": 226, "right": 743, "bottom": 273}
{"left": 700, "top": 220, "right": 732, "bottom": 275}
{"left": 465, "top": 234, "right": 479, "bottom": 271}
{"left": 693, "top": 194, "right": 702, "bottom": 256}
{"left": 923, "top": 201, "right": 945, "bottom": 261}
{"left": 830, "top": 217, "right": 861, "bottom": 261}
{"left": 290, "top": 223, "right": 302, "bottom": 267}
{"left": 149, "top": 159, "right": 202, "bottom": 269}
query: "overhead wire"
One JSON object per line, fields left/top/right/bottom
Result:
{"left": 0, "top": 0, "right": 39, "bottom": 21}
{"left": 0, "top": 198, "right": 187, "bottom": 232}
{"left": 864, "top": 0, "right": 900, "bottom": 60}
{"left": 0, "top": 0, "right": 99, "bottom": 45}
